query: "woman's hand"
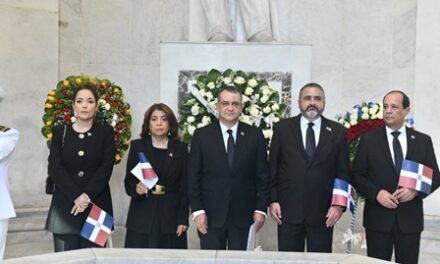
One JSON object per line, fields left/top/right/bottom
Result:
{"left": 176, "top": 225, "right": 188, "bottom": 237}
{"left": 71, "top": 193, "right": 91, "bottom": 216}
{"left": 136, "top": 182, "right": 148, "bottom": 195}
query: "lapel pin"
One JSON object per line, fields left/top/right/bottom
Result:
{"left": 326, "top": 126, "right": 332, "bottom": 132}
{"left": 169, "top": 153, "right": 173, "bottom": 157}
{"left": 240, "top": 131, "right": 245, "bottom": 136}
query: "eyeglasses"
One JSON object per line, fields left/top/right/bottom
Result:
{"left": 219, "top": 101, "right": 242, "bottom": 108}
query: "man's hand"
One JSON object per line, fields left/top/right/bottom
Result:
{"left": 253, "top": 212, "right": 266, "bottom": 232}
{"left": 270, "top": 202, "right": 282, "bottom": 225}
{"left": 176, "top": 225, "right": 188, "bottom": 237}
{"left": 325, "top": 206, "right": 343, "bottom": 227}
{"left": 376, "top": 189, "right": 399, "bottom": 208}
{"left": 394, "top": 187, "right": 417, "bottom": 203}
{"left": 136, "top": 182, "right": 148, "bottom": 195}
{"left": 194, "top": 213, "right": 208, "bottom": 234}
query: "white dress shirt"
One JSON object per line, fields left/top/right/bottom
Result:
{"left": 300, "top": 115, "right": 321, "bottom": 149}
{"left": 385, "top": 125, "right": 407, "bottom": 164}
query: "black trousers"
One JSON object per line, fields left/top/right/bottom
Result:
{"left": 198, "top": 212, "right": 249, "bottom": 250}
{"left": 124, "top": 229, "right": 187, "bottom": 249}
{"left": 277, "top": 221, "right": 333, "bottom": 252}
{"left": 366, "top": 225, "right": 420, "bottom": 264}
{"left": 53, "top": 234, "right": 100, "bottom": 252}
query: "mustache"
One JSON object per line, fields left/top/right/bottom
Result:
{"left": 306, "top": 105, "right": 318, "bottom": 111}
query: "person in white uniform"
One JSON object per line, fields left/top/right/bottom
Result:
{"left": 0, "top": 125, "right": 19, "bottom": 259}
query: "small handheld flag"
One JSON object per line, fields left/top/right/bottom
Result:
{"left": 398, "top": 159, "right": 433, "bottom": 194}
{"left": 130, "top": 152, "right": 159, "bottom": 189}
{"left": 332, "top": 178, "right": 355, "bottom": 214}
{"left": 80, "top": 204, "right": 113, "bottom": 247}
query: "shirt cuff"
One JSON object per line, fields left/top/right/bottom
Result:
{"left": 192, "top": 209, "right": 206, "bottom": 220}
{"left": 255, "top": 210, "right": 266, "bottom": 217}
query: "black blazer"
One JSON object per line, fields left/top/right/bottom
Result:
{"left": 352, "top": 127, "right": 440, "bottom": 233}
{"left": 269, "top": 115, "right": 350, "bottom": 226}
{"left": 124, "top": 137, "right": 189, "bottom": 234}
{"left": 188, "top": 121, "right": 269, "bottom": 228}
{"left": 46, "top": 123, "right": 116, "bottom": 234}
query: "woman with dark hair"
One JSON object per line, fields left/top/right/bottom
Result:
{"left": 124, "top": 103, "right": 189, "bottom": 249}
{"left": 46, "top": 86, "right": 116, "bottom": 251}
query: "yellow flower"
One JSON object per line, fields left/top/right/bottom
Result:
{"left": 113, "top": 88, "right": 120, "bottom": 94}
{"left": 47, "top": 96, "right": 54, "bottom": 101}
{"left": 47, "top": 133, "right": 52, "bottom": 140}
{"left": 115, "top": 154, "right": 121, "bottom": 161}
{"left": 75, "top": 77, "right": 82, "bottom": 84}
{"left": 46, "top": 120, "right": 52, "bottom": 126}
{"left": 48, "top": 90, "right": 56, "bottom": 96}
{"left": 63, "top": 80, "right": 69, "bottom": 87}
{"left": 45, "top": 103, "right": 53, "bottom": 109}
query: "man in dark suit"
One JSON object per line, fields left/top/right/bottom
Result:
{"left": 188, "top": 86, "right": 269, "bottom": 250}
{"left": 352, "top": 90, "right": 440, "bottom": 264}
{"left": 269, "top": 82, "right": 350, "bottom": 252}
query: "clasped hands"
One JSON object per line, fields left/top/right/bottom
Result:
{"left": 71, "top": 193, "right": 91, "bottom": 216}
{"left": 376, "top": 187, "right": 417, "bottom": 209}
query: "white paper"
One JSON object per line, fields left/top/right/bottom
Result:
{"left": 130, "top": 162, "right": 159, "bottom": 189}
{"left": 246, "top": 223, "right": 257, "bottom": 251}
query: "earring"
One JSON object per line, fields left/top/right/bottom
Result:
{"left": 148, "top": 130, "right": 151, "bottom": 135}
{"left": 168, "top": 130, "right": 171, "bottom": 136}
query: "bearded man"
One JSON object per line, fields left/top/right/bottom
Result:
{"left": 268, "top": 82, "right": 350, "bottom": 252}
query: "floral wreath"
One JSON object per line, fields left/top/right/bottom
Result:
{"left": 41, "top": 75, "right": 132, "bottom": 164}
{"left": 178, "top": 69, "right": 287, "bottom": 147}
{"left": 336, "top": 101, "right": 414, "bottom": 162}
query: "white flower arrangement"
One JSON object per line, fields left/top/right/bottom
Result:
{"left": 178, "top": 69, "right": 287, "bottom": 147}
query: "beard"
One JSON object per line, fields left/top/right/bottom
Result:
{"left": 301, "top": 106, "right": 323, "bottom": 120}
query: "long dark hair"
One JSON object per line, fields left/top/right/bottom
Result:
{"left": 140, "top": 103, "right": 179, "bottom": 140}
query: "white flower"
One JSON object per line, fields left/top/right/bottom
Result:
{"left": 370, "top": 114, "right": 378, "bottom": 120}
{"left": 254, "top": 94, "right": 260, "bottom": 100}
{"left": 112, "top": 113, "right": 118, "bottom": 121}
{"left": 245, "top": 87, "right": 254, "bottom": 96}
{"left": 271, "top": 104, "right": 279, "bottom": 111}
{"left": 263, "top": 106, "right": 271, "bottom": 114}
{"left": 207, "top": 82, "right": 215, "bottom": 90}
{"left": 361, "top": 106, "right": 369, "bottom": 113}
{"left": 344, "top": 122, "right": 351, "bottom": 129}
{"left": 98, "top": 98, "right": 106, "bottom": 106}
{"left": 261, "top": 86, "right": 271, "bottom": 96}
{"left": 188, "top": 125, "right": 196, "bottom": 136}
{"left": 205, "top": 91, "right": 213, "bottom": 101}
{"left": 264, "top": 113, "right": 276, "bottom": 125}
{"left": 260, "top": 96, "right": 269, "bottom": 104}
{"left": 377, "top": 110, "right": 383, "bottom": 119}
{"left": 223, "top": 77, "right": 232, "bottom": 85}
{"left": 111, "top": 120, "right": 116, "bottom": 127}
{"left": 249, "top": 105, "right": 260, "bottom": 117}
{"left": 197, "top": 123, "right": 205, "bottom": 128}
{"left": 350, "top": 119, "right": 357, "bottom": 126}
{"left": 70, "top": 116, "right": 77, "bottom": 123}
{"left": 234, "top": 76, "right": 246, "bottom": 85}
{"left": 369, "top": 105, "right": 379, "bottom": 115}
{"left": 191, "top": 104, "right": 200, "bottom": 116}
{"left": 274, "top": 117, "right": 280, "bottom": 123}
{"left": 248, "top": 79, "right": 258, "bottom": 87}
{"left": 104, "top": 103, "right": 110, "bottom": 111}
{"left": 242, "top": 95, "right": 251, "bottom": 103}
{"left": 202, "top": 116, "right": 211, "bottom": 125}
{"left": 361, "top": 112, "right": 369, "bottom": 120}
{"left": 262, "top": 129, "right": 273, "bottom": 139}
{"left": 240, "top": 115, "right": 253, "bottom": 125}
{"left": 187, "top": 116, "right": 195, "bottom": 123}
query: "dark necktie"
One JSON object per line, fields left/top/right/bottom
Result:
{"left": 306, "top": 122, "right": 316, "bottom": 159}
{"left": 392, "top": 131, "right": 403, "bottom": 174}
{"left": 227, "top": 129, "right": 235, "bottom": 168}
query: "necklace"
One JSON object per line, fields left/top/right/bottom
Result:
{"left": 152, "top": 138, "right": 168, "bottom": 149}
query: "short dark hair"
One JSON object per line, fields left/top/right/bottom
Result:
{"left": 217, "top": 85, "right": 242, "bottom": 102}
{"left": 140, "top": 103, "right": 179, "bottom": 140}
{"left": 383, "top": 90, "right": 410, "bottom": 109}
{"left": 298, "top": 82, "right": 325, "bottom": 99}
{"left": 73, "top": 85, "right": 98, "bottom": 102}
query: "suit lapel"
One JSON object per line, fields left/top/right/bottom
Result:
{"left": 213, "top": 122, "right": 231, "bottom": 170}
{"left": 405, "top": 127, "right": 417, "bottom": 161}
{"left": 378, "top": 127, "right": 396, "bottom": 173}
{"left": 233, "top": 122, "right": 247, "bottom": 170}
{"left": 314, "top": 117, "right": 331, "bottom": 160}
{"left": 160, "top": 139, "right": 176, "bottom": 180}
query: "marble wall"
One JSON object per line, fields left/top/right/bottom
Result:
{"left": 1, "top": 0, "right": 440, "bottom": 254}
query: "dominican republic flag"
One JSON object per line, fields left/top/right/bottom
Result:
{"left": 130, "top": 152, "right": 158, "bottom": 189}
{"left": 398, "top": 159, "right": 433, "bottom": 195}
{"left": 331, "top": 178, "right": 355, "bottom": 214}
{"left": 80, "top": 204, "right": 114, "bottom": 247}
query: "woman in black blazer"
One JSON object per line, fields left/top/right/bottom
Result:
{"left": 46, "top": 86, "right": 116, "bottom": 252}
{"left": 124, "top": 103, "right": 189, "bottom": 249}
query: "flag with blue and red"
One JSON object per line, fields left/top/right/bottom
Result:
{"left": 130, "top": 152, "right": 159, "bottom": 189}
{"left": 331, "top": 178, "right": 355, "bottom": 214}
{"left": 398, "top": 159, "right": 433, "bottom": 195}
{"left": 80, "top": 204, "right": 114, "bottom": 247}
